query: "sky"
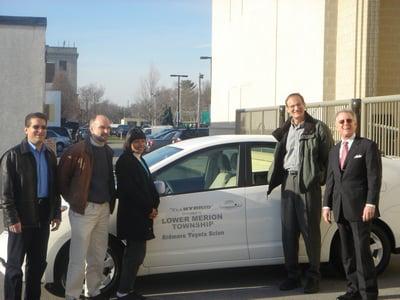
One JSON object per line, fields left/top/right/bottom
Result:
{"left": 0, "top": 0, "right": 211, "bottom": 106}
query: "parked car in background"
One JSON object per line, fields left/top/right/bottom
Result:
{"left": 48, "top": 126, "right": 72, "bottom": 140}
{"left": 146, "top": 127, "right": 209, "bottom": 152}
{"left": 63, "top": 121, "right": 80, "bottom": 141}
{"left": 46, "top": 129, "right": 72, "bottom": 155}
{"left": 1, "top": 135, "right": 398, "bottom": 298}
{"left": 116, "top": 124, "right": 131, "bottom": 137}
{"left": 144, "top": 125, "right": 174, "bottom": 136}
{"left": 110, "top": 124, "right": 120, "bottom": 136}
{"left": 76, "top": 126, "right": 89, "bottom": 141}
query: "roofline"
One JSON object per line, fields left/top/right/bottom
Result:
{"left": 0, "top": 16, "right": 47, "bottom": 27}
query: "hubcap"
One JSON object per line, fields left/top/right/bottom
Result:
{"left": 370, "top": 232, "right": 383, "bottom": 267}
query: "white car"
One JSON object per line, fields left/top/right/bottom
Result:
{"left": 1, "top": 135, "right": 399, "bottom": 297}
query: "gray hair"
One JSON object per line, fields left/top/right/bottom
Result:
{"left": 335, "top": 109, "right": 357, "bottom": 123}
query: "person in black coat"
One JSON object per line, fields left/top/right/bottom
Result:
{"left": 115, "top": 128, "right": 160, "bottom": 300}
{"left": 323, "top": 109, "right": 381, "bottom": 300}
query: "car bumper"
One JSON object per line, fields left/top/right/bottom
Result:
{"left": 0, "top": 230, "right": 8, "bottom": 275}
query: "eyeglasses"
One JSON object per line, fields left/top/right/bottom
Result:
{"left": 31, "top": 125, "right": 47, "bottom": 130}
{"left": 338, "top": 119, "right": 353, "bottom": 124}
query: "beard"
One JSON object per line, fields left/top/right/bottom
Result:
{"left": 91, "top": 133, "right": 107, "bottom": 143}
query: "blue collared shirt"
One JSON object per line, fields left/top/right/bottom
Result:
{"left": 28, "top": 141, "right": 49, "bottom": 198}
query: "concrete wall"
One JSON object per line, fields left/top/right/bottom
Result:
{"left": 377, "top": 0, "right": 400, "bottom": 96}
{"left": 45, "top": 46, "right": 78, "bottom": 92}
{"left": 211, "top": 0, "right": 326, "bottom": 125}
{"left": 45, "top": 90, "right": 61, "bottom": 126}
{"left": 0, "top": 16, "right": 46, "bottom": 155}
{"left": 211, "top": 0, "right": 400, "bottom": 129}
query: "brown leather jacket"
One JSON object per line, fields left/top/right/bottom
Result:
{"left": 57, "top": 138, "right": 116, "bottom": 215}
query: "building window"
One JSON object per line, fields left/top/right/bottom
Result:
{"left": 59, "top": 60, "right": 67, "bottom": 71}
{"left": 46, "top": 63, "right": 55, "bottom": 83}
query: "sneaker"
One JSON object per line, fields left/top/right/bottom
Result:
{"left": 279, "top": 278, "right": 302, "bottom": 290}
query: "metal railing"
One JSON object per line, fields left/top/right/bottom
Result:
{"left": 236, "top": 95, "right": 400, "bottom": 157}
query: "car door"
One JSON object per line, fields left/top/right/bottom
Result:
{"left": 144, "top": 144, "right": 248, "bottom": 269}
{"left": 244, "top": 142, "right": 284, "bottom": 262}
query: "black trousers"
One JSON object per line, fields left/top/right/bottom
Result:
{"left": 281, "top": 173, "right": 322, "bottom": 280}
{"left": 118, "top": 240, "right": 146, "bottom": 294}
{"left": 337, "top": 218, "right": 378, "bottom": 300}
{"left": 4, "top": 203, "right": 50, "bottom": 300}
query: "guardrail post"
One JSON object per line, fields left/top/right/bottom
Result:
{"left": 235, "top": 109, "right": 243, "bottom": 134}
{"left": 278, "top": 105, "right": 286, "bottom": 127}
{"left": 351, "top": 98, "right": 361, "bottom": 137}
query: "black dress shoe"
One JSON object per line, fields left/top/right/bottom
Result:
{"left": 279, "top": 278, "right": 302, "bottom": 291}
{"left": 336, "top": 291, "right": 362, "bottom": 300}
{"left": 303, "top": 278, "right": 319, "bottom": 294}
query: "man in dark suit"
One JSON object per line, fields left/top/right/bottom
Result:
{"left": 323, "top": 109, "right": 381, "bottom": 300}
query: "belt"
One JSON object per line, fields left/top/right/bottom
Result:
{"left": 286, "top": 170, "right": 298, "bottom": 175}
{"left": 37, "top": 197, "right": 49, "bottom": 204}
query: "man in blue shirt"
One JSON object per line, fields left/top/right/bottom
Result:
{"left": 0, "top": 112, "right": 61, "bottom": 300}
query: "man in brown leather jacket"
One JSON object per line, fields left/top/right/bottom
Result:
{"left": 1, "top": 112, "right": 61, "bottom": 300}
{"left": 58, "top": 115, "right": 116, "bottom": 300}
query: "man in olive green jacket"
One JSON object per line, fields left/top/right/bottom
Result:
{"left": 267, "top": 93, "right": 333, "bottom": 294}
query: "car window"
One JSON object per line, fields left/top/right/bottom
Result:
{"left": 151, "top": 129, "right": 174, "bottom": 139}
{"left": 143, "top": 146, "right": 182, "bottom": 167}
{"left": 162, "top": 131, "right": 179, "bottom": 140}
{"left": 250, "top": 144, "right": 275, "bottom": 186}
{"left": 154, "top": 145, "right": 240, "bottom": 195}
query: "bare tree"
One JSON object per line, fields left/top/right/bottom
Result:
{"left": 78, "top": 84, "right": 105, "bottom": 123}
{"left": 52, "top": 72, "right": 80, "bottom": 121}
{"left": 135, "top": 65, "right": 160, "bottom": 124}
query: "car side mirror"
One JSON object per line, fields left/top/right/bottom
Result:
{"left": 154, "top": 180, "right": 166, "bottom": 195}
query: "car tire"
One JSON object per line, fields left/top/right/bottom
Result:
{"left": 370, "top": 224, "right": 391, "bottom": 274}
{"left": 331, "top": 223, "right": 391, "bottom": 275}
{"left": 49, "top": 236, "right": 124, "bottom": 298}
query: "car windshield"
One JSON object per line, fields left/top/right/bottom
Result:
{"left": 143, "top": 145, "right": 182, "bottom": 167}
{"left": 151, "top": 129, "right": 175, "bottom": 139}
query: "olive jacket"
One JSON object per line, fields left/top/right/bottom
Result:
{"left": 267, "top": 112, "right": 334, "bottom": 194}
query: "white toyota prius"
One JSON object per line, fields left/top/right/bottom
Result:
{"left": 1, "top": 135, "right": 399, "bottom": 297}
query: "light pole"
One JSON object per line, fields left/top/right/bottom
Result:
{"left": 200, "top": 56, "right": 212, "bottom": 89}
{"left": 197, "top": 73, "right": 204, "bottom": 127}
{"left": 170, "top": 74, "right": 188, "bottom": 126}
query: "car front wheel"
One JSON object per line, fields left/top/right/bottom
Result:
{"left": 48, "top": 237, "right": 124, "bottom": 298}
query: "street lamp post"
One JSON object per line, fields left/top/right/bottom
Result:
{"left": 170, "top": 74, "right": 188, "bottom": 126}
{"left": 200, "top": 56, "right": 212, "bottom": 88}
{"left": 197, "top": 73, "right": 204, "bottom": 127}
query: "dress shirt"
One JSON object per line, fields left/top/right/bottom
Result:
{"left": 283, "top": 121, "right": 304, "bottom": 171}
{"left": 28, "top": 141, "right": 49, "bottom": 198}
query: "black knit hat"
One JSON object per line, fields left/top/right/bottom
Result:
{"left": 123, "top": 128, "right": 146, "bottom": 152}
{"left": 129, "top": 128, "right": 146, "bottom": 140}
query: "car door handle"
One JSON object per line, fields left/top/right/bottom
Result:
{"left": 220, "top": 200, "right": 242, "bottom": 208}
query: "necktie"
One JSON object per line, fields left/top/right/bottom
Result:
{"left": 340, "top": 141, "right": 349, "bottom": 170}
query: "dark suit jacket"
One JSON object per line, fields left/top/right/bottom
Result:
{"left": 323, "top": 137, "right": 382, "bottom": 222}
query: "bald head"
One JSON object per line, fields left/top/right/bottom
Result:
{"left": 90, "top": 115, "right": 111, "bottom": 144}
